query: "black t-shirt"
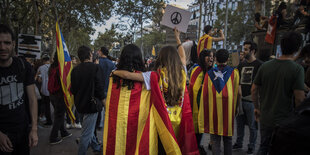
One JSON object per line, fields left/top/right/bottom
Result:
{"left": 237, "top": 59, "right": 263, "bottom": 98}
{"left": 0, "top": 57, "right": 35, "bottom": 132}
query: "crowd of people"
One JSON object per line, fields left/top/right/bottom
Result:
{"left": 1, "top": 9, "right": 310, "bottom": 155}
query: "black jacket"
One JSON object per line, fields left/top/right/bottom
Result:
{"left": 71, "top": 62, "right": 105, "bottom": 114}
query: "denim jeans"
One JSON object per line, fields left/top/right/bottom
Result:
{"left": 210, "top": 134, "right": 232, "bottom": 155}
{"left": 78, "top": 112, "right": 101, "bottom": 155}
{"left": 235, "top": 101, "right": 258, "bottom": 149}
{"left": 257, "top": 127, "right": 274, "bottom": 155}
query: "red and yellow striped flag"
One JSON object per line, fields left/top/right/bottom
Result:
{"left": 197, "top": 34, "right": 213, "bottom": 57}
{"left": 150, "top": 72, "right": 199, "bottom": 155}
{"left": 55, "top": 21, "right": 75, "bottom": 121}
{"left": 198, "top": 66, "right": 239, "bottom": 136}
{"left": 189, "top": 65, "right": 204, "bottom": 133}
{"left": 103, "top": 77, "right": 156, "bottom": 155}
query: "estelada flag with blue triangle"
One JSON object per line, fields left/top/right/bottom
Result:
{"left": 198, "top": 66, "right": 239, "bottom": 136}
{"left": 55, "top": 21, "right": 75, "bottom": 122}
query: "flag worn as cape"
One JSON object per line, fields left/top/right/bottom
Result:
{"left": 55, "top": 21, "right": 75, "bottom": 121}
{"left": 198, "top": 66, "right": 239, "bottom": 136}
{"left": 265, "top": 15, "right": 277, "bottom": 44}
{"left": 197, "top": 34, "right": 213, "bottom": 57}
{"left": 189, "top": 65, "right": 204, "bottom": 133}
{"left": 103, "top": 77, "right": 156, "bottom": 155}
{"left": 150, "top": 72, "right": 199, "bottom": 155}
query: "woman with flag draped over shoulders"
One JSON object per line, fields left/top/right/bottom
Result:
{"left": 103, "top": 44, "right": 155, "bottom": 155}
{"left": 113, "top": 28, "right": 199, "bottom": 155}
{"left": 189, "top": 49, "right": 214, "bottom": 149}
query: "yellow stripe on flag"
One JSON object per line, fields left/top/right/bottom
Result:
{"left": 115, "top": 86, "right": 131, "bottom": 154}
{"left": 103, "top": 78, "right": 113, "bottom": 155}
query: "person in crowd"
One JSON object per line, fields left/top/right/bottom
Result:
{"left": 65, "top": 55, "right": 82, "bottom": 129}
{"left": 96, "top": 46, "right": 115, "bottom": 130}
{"left": 252, "top": 31, "right": 305, "bottom": 155}
{"left": 188, "top": 49, "right": 214, "bottom": 153}
{"left": 254, "top": 12, "right": 268, "bottom": 30}
{"left": 0, "top": 24, "right": 38, "bottom": 154}
{"left": 113, "top": 28, "right": 199, "bottom": 154}
{"left": 276, "top": 2, "right": 291, "bottom": 28}
{"left": 36, "top": 55, "right": 53, "bottom": 126}
{"left": 48, "top": 52, "right": 72, "bottom": 144}
{"left": 197, "top": 25, "right": 224, "bottom": 56}
{"left": 198, "top": 49, "right": 241, "bottom": 155}
{"left": 182, "top": 37, "right": 194, "bottom": 66}
{"left": 71, "top": 46, "right": 105, "bottom": 155}
{"left": 233, "top": 41, "right": 262, "bottom": 154}
{"left": 239, "top": 51, "right": 245, "bottom": 64}
{"left": 103, "top": 44, "right": 152, "bottom": 154}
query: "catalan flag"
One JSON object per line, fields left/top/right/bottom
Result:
{"left": 198, "top": 66, "right": 239, "bottom": 136}
{"left": 55, "top": 21, "right": 75, "bottom": 121}
{"left": 103, "top": 77, "right": 156, "bottom": 155}
{"left": 152, "top": 46, "right": 156, "bottom": 56}
{"left": 197, "top": 34, "right": 213, "bottom": 57}
{"left": 189, "top": 65, "right": 204, "bottom": 133}
{"left": 150, "top": 72, "right": 199, "bottom": 155}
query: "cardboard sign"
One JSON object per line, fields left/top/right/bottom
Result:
{"left": 160, "top": 5, "right": 192, "bottom": 33}
{"left": 18, "top": 34, "right": 42, "bottom": 59}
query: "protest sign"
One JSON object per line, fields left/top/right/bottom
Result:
{"left": 160, "top": 5, "right": 192, "bottom": 33}
{"left": 18, "top": 34, "right": 42, "bottom": 59}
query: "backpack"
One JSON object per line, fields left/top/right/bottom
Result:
{"left": 190, "top": 40, "right": 198, "bottom": 65}
{"left": 48, "top": 67, "right": 61, "bottom": 94}
{"left": 270, "top": 97, "right": 310, "bottom": 155}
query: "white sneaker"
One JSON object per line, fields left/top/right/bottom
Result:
{"left": 66, "top": 123, "right": 72, "bottom": 129}
{"left": 74, "top": 123, "right": 82, "bottom": 129}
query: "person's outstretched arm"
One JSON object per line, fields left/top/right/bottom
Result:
{"left": 212, "top": 29, "right": 225, "bottom": 42}
{"left": 112, "top": 70, "right": 144, "bottom": 82}
{"left": 174, "top": 28, "right": 186, "bottom": 66}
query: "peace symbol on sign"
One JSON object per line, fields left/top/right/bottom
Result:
{"left": 171, "top": 12, "right": 182, "bottom": 25}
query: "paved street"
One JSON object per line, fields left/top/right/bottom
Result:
{"left": 31, "top": 120, "right": 260, "bottom": 155}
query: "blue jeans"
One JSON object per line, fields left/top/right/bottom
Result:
{"left": 78, "top": 113, "right": 101, "bottom": 155}
{"left": 210, "top": 134, "right": 232, "bottom": 155}
{"left": 235, "top": 101, "right": 258, "bottom": 149}
{"left": 257, "top": 127, "right": 273, "bottom": 155}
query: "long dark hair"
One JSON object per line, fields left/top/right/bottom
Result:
{"left": 113, "top": 44, "right": 145, "bottom": 89}
{"left": 198, "top": 49, "right": 214, "bottom": 74}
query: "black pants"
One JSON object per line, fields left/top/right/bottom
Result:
{"left": 42, "top": 95, "right": 52, "bottom": 124}
{"left": 0, "top": 127, "right": 29, "bottom": 155}
{"left": 49, "top": 94, "right": 68, "bottom": 140}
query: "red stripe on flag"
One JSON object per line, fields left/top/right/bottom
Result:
{"left": 125, "top": 82, "right": 142, "bottom": 154}
{"left": 106, "top": 82, "right": 121, "bottom": 155}
{"left": 189, "top": 67, "right": 202, "bottom": 109}
{"left": 203, "top": 75, "right": 210, "bottom": 133}
{"left": 56, "top": 33, "right": 60, "bottom": 49}
{"left": 212, "top": 85, "right": 218, "bottom": 134}
{"left": 150, "top": 72, "right": 177, "bottom": 141}
{"left": 204, "top": 37, "right": 209, "bottom": 49}
{"left": 62, "top": 62, "right": 71, "bottom": 86}
{"left": 139, "top": 112, "right": 150, "bottom": 155}
{"left": 222, "top": 84, "right": 229, "bottom": 136}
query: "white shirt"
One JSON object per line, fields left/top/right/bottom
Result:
{"left": 37, "top": 64, "right": 50, "bottom": 96}
{"left": 142, "top": 66, "right": 187, "bottom": 90}
{"left": 182, "top": 41, "right": 194, "bottom": 65}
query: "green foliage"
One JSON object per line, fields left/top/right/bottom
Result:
{"left": 214, "top": 1, "right": 255, "bottom": 46}
{"left": 93, "top": 24, "right": 122, "bottom": 50}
